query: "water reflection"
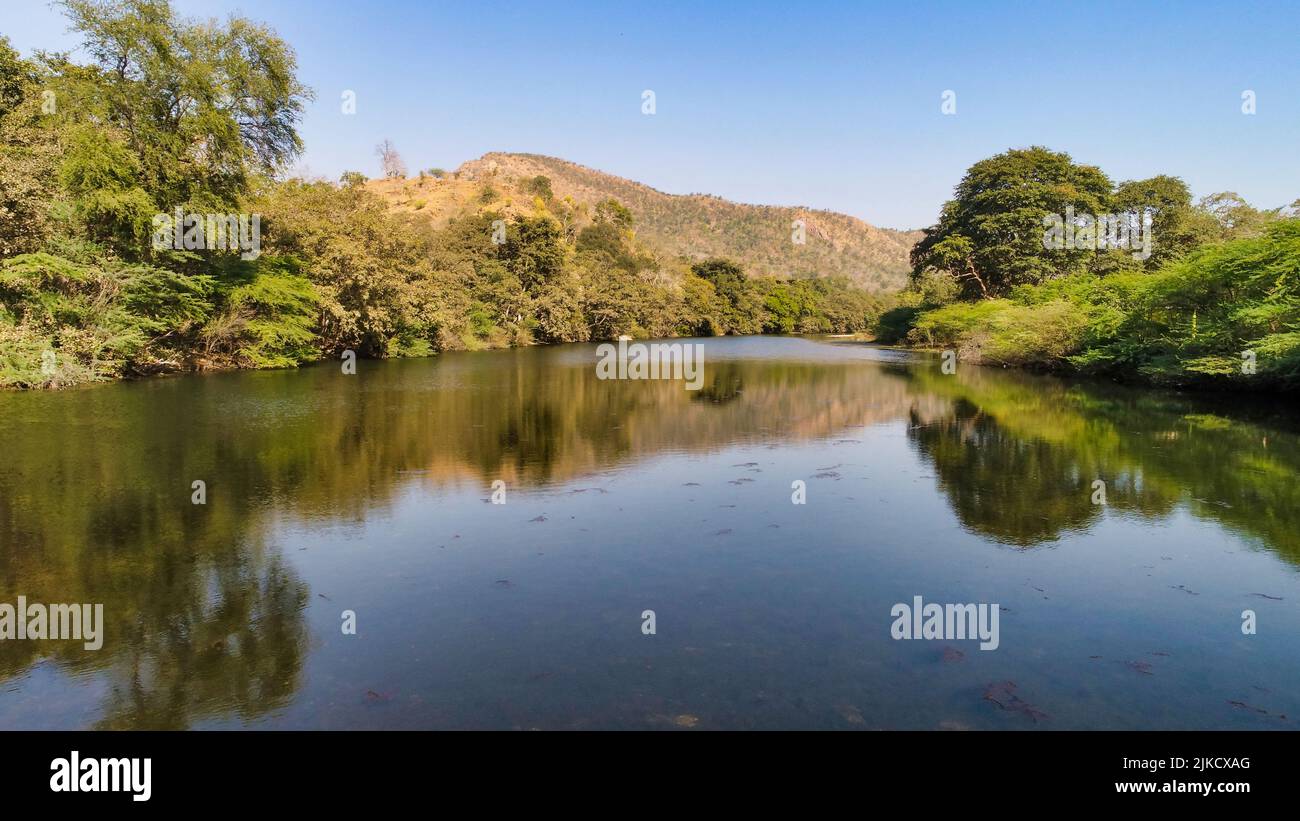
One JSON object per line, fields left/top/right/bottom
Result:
{"left": 901, "top": 365, "right": 1300, "bottom": 559}
{"left": 1, "top": 336, "right": 1298, "bottom": 728}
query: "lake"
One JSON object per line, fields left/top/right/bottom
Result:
{"left": 1, "top": 335, "right": 1298, "bottom": 729}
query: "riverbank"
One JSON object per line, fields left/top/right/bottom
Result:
{"left": 879, "top": 219, "right": 1300, "bottom": 393}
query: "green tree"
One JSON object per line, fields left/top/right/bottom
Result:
{"left": 525, "top": 175, "right": 554, "bottom": 200}
{"left": 0, "top": 37, "right": 60, "bottom": 256}
{"left": 1198, "top": 192, "right": 1269, "bottom": 240}
{"left": 339, "top": 171, "right": 368, "bottom": 188}
{"left": 501, "top": 214, "right": 567, "bottom": 291}
{"left": 253, "top": 180, "right": 430, "bottom": 356}
{"left": 1110, "top": 175, "right": 1215, "bottom": 271}
{"left": 911, "top": 146, "right": 1113, "bottom": 299}
{"left": 679, "top": 272, "right": 722, "bottom": 336}
{"left": 691, "top": 258, "right": 763, "bottom": 334}
{"left": 52, "top": 0, "right": 312, "bottom": 251}
{"left": 594, "top": 198, "right": 633, "bottom": 229}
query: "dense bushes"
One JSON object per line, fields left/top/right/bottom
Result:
{"left": 892, "top": 143, "right": 1300, "bottom": 391}
{"left": 895, "top": 220, "right": 1300, "bottom": 389}
{"left": 1084, "top": 220, "right": 1300, "bottom": 387}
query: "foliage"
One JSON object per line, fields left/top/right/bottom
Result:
{"left": 53, "top": 0, "right": 311, "bottom": 225}
{"left": 898, "top": 220, "right": 1300, "bottom": 389}
{"left": 894, "top": 144, "right": 1300, "bottom": 391}
{"left": 0, "top": 36, "right": 60, "bottom": 256}
{"left": 910, "top": 146, "right": 1114, "bottom": 298}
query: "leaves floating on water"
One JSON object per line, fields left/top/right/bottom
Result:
{"left": 1125, "top": 660, "right": 1154, "bottom": 675}
{"left": 530, "top": 515, "right": 547, "bottom": 522}
{"left": 941, "top": 646, "right": 965, "bottom": 663}
{"left": 983, "top": 681, "right": 1048, "bottom": 723}
{"left": 712, "top": 529, "right": 732, "bottom": 537}
{"left": 1227, "top": 700, "right": 1274, "bottom": 716}
{"left": 1251, "top": 593, "right": 1283, "bottom": 600}
{"left": 650, "top": 712, "right": 703, "bottom": 728}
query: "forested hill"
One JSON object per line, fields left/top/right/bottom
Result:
{"left": 366, "top": 152, "right": 921, "bottom": 292}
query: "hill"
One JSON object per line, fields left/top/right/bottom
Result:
{"left": 365, "top": 152, "right": 920, "bottom": 292}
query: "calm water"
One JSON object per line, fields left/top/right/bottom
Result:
{"left": 2, "top": 335, "right": 1299, "bottom": 729}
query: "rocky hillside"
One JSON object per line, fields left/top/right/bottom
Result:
{"left": 366, "top": 152, "right": 919, "bottom": 292}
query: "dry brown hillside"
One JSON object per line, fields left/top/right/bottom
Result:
{"left": 365, "top": 152, "right": 920, "bottom": 292}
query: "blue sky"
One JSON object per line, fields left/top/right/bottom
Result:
{"left": 3, "top": 0, "right": 1298, "bottom": 229}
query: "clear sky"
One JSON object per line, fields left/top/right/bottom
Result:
{"left": 3, "top": 0, "right": 1298, "bottom": 229}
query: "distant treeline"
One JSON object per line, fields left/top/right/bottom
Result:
{"left": 0, "top": 1, "right": 881, "bottom": 389}
{"left": 885, "top": 146, "right": 1300, "bottom": 390}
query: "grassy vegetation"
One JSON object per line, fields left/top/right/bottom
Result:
{"left": 887, "top": 147, "right": 1300, "bottom": 391}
